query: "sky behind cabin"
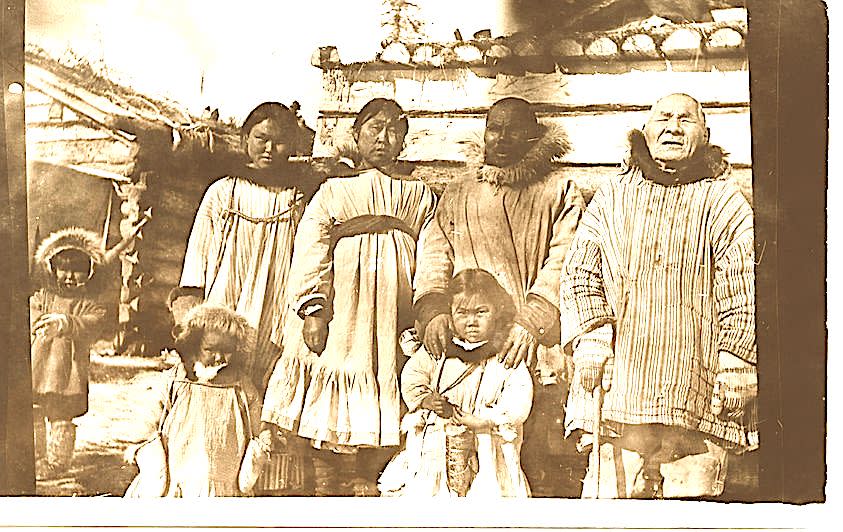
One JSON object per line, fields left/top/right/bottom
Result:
{"left": 26, "top": 0, "right": 501, "bottom": 127}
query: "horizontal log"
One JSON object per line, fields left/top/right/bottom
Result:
{"left": 314, "top": 107, "right": 752, "bottom": 165}
{"left": 320, "top": 68, "right": 749, "bottom": 114}
{"left": 25, "top": 89, "right": 54, "bottom": 105}
{"left": 27, "top": 137, "right": 138, "bottom": 165}
{"left": 67, "top": 161, "right": 137, "bottom": 179}
{"left": 25, "top": 122, "right": 117, "bottom": 143}
{"left": 25, "top": 103, "right": 52, "bottom": 123}
{"left": 25, "top": 64, "right": 137, "bottom": 140}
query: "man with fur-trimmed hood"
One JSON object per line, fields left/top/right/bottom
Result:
{"left": 413, "top": 97, "right": 585, "bottom": 493}
{"left": 561, "top": 93, "right": 757, "bottom": 499}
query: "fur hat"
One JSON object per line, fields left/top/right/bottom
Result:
{"left": 172, "top": 304, "right": 255, "bottom": 357}
{"left": 34, "top": 227, "right": 105, "bottom": 277}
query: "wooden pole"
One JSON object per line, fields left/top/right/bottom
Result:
{"left": 0, "top": 0, "right": 35, "bottom": 494}
{"left": 590, "top": 386, "right": 603, "bottom": 499}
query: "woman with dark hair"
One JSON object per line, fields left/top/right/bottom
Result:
{"left": 175, "top": 102, "right": 311, "bottom": 392}
{"left": 261, "top": 98, "right": 437, "bottom": 495}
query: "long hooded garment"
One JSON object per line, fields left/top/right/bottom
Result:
{"left": 413, "top": 124, "right": 584, "bottom": 372}
{"left": 378, "top": 339, "right": 533, "bottom": 498}
{"left": 261, "top": 167, "right": 437, "bottom": 449}
{"left": 30, "top": 228, "right": 107, "bottom": 419}
{"left": 180, "top": 170, "right": 308, "bottom": 388}
{"left": 561, "top": 130, "right": 757, "bottom": 450}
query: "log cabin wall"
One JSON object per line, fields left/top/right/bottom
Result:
{"left": 312, "top": 16, "right": 751, "bottom": 203}
{"left": 24, "top": 82, "right": 135, "bottom": 339}
{"left": 25, "top": 52, "right": 243, "bottom": 355}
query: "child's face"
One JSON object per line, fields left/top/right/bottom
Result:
{"left": 198, "top": 330, "right": 237, "bottom": 369}
{"left": 54, "top": 265, "right": 88, "bottom": 292}
{"left": 244, "top": 118, "right": 293, "bottom": 169}
{"left": 451, "top": 293, "right": 498, "bottom": 343}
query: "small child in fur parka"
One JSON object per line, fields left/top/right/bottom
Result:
{"left": 30, "top": 228, "right": 108, "bottom": 479}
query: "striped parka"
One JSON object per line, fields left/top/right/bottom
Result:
{"left": 561, "top": 135, "right": 757, "bottom": 449}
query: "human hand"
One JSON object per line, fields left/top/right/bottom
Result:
{"left": 33, "top": 313, "right": 69, "bottom": 338}
{"left": 422, "top": 314, "right": 452, "bottom": 359}
{"left": 710, "top": 351, "right": 757, "bottom": 421}
{"left": 498, "top": 323, "right": 538, "bottom": 369}
{"left": 571, "top": 324, "right": 614, "bottom": 392}
{"left": 421, "top": 392, "right": 455, "bottom": 418}
{"left": 575, "top": 356, "right": 608, "bottom": 392}
{"left": 258, "top": 429, "right": 274, "bottom": 453}
{"left": 302, "top": 315, "right": 328, "bottom": 355}
{"left": 453, "top": 408, "right": 492, "bottom": 432}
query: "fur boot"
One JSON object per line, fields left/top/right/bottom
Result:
{"left": 33, "top": 409, "right": 47, "bottom": 460}
{"left": 36, "top": 420, "right": 76, "bottom": 480}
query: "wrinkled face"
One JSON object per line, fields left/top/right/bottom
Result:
{"left": 484, "top": 104, "right": 537, "bottom": 168}
{"left": 244, "top": 118, "right": 294, "bottom": 169}
{"left": 354, "top": 109, "right": 406, "bottom": 168}
{"left": 643, "top": 94, "right": 709, "bottom": 167}
{"left": 197, "top": 330, "right": 237, "bottom": 369}
{"left": 451, "top": 293, "right": 498, "bottom": 344}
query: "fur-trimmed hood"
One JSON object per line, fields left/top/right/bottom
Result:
{"left": 34, "top": 227, "right": 104, "bottom": 275}
{"left": 315, "top": 141, "right": 418, "bottom": 179}
{"left": 463, "top": 122, "right": 570, "bottom": 188}
{"left": 625, "top": 128, "right": 730, "bottom": 186}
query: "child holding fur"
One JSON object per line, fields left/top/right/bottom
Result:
{"left": 124, "top": 304, "right": 270, "bottom": 497}
{"left": 30, "top": 228, "right": 108, "bottom": 479}
{"left": 378, "top": 269, "right": 533, "bottom": 497}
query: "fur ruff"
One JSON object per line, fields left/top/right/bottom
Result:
{"left": 625, "top": 129, "right": 730, "bottom": 186}
{"left": 464, "top": 123, "right": 570, "bottom": 188}
{"left": 34, "top": 227, "right": 104, "bottom": 274}
{"left": 318, "top": 141, "right": 418, "bottom": 179}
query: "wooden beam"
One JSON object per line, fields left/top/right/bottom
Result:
{"left": 24, "top": 64, "right": 136, "bottom": 144}
{"left": 25, "top": 122, "right": 114, "bottom": 143}
{"left": 27, "top": 138, "right": 138, "bottom": 166}
{"left": 64, "top": 164, "right": 131, "bottom": 183}
{"left": 320, "top": 68, "right": 749, "bottom": 114}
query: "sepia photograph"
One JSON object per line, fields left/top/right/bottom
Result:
{"left": 0, "top": 0, "right": 829, "bottom": 528}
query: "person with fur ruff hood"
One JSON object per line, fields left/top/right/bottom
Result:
{"left": 412, "top": 97, "right": 585, "bottom": 493}
{"left": 561, "top": 93, "right": 757, "bottom": 499}
{"left": 30, "top": 227, "right": 108, "bottom": 479}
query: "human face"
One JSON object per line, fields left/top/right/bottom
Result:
{"left": 484, "top": 104, "right": 536, "bottom": 168}
{"left": 354, "top": 110, "right": 406, "bottom": 168}
{"left": 451, "top": 293, "right": 498, "bottom": 344}
{"left": 197, "top": 330, "right": 237, "bottom": 368}
{"left": 643, "top": 94, "right": 709, "bottom": 167}
{"left": 54, "top": 265, "right": 88, "bottom": 292}
{"left": 244, "top": 118, "right": 293, "bottom": 169}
